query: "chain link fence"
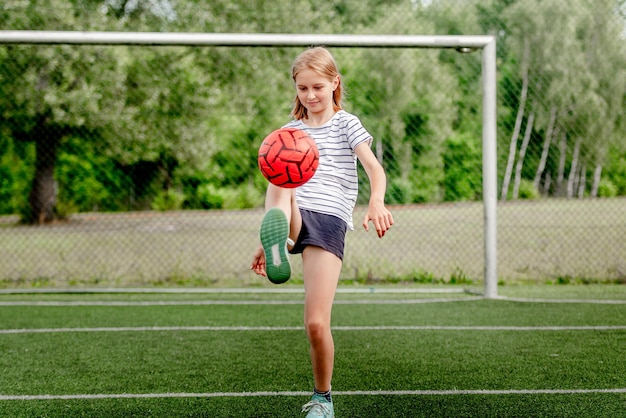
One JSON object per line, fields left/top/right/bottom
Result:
{"left": 0, "top": 1, "right": 624, "bottom": 289}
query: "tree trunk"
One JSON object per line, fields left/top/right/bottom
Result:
{"left": 501, "top": 39, "right": 531, "bottom": 201}
{"left": 533, "top": 106, "right": 557, "bottom": 193}
{"left": 556, "top": 132, "right": 567, "bottom": 197}
{"left": 591, "top": 164, "right": 602, "bottom": 197}
{"left": 544, "top": 171, "right": 552, "bottom": 194}
{"left": 566, "top": 137, "right": 582, "bottom": 199}
{"left": 27, "top": 130, "right": 60, "bottom": 224}
{"left": 513, "top": 112, "right": 534, "bottom": 199}
{"left": 577, "top": 164, "right": 586, "bottom": 198}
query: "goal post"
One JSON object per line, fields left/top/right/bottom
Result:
{"left": 0, "top": 31, "right": 498, "bottom": 298}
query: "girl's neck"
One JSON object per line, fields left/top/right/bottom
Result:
{"left": 303, "top": 110, "right": 338, "bottom": 127}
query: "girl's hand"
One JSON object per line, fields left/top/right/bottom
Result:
{"left": 362, "top": 200, "right": 394, "bottom": 238}
{"left": 250, "top": 244, "right": 267, "bottom": 276}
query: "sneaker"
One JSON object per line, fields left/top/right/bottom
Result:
{"left": 302, "top": 394, "right": 334, "bottom": 418}
{"left": 259, "top": 207, "right": 291, "bottom": 284}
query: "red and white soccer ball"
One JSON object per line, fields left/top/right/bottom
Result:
{"left": 257, "top": 127, "right": 319, "bottom": 188}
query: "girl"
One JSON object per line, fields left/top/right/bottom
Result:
{"left": 251, "top": 46, "right": 393, "bottom": 418}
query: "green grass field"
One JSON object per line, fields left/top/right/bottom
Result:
{"left": 0, "top": 286, "right": 624, "bottom": 417}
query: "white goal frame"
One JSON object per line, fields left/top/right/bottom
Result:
{"left": 0, "top": 31, "right": 498, "bottom": 298}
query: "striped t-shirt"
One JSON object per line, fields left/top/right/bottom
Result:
{"left": 283, "top": 110, "right": 372, "bottom": 230}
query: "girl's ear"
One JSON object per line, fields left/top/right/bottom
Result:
{"left": 333, "top": 75, "right": 340, "bottom": 90}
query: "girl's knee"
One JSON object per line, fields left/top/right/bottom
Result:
{"left": 305, "top": 318, "right": 330, "bottom": 343}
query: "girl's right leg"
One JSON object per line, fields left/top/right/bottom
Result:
{"left": 256, "top": 184, "right": 301, "bottom": 283}
{"left": 264, "top": 184, "right": 301, "bottom": 245}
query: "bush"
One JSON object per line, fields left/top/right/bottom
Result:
{"left": 597, "top": 178, "right": 618, "bottom": 197}
{"left": 442, "top": 134, "right": 482, "bottom": 201}
{"left": 387, "top": 178, "right": 413, "bottom": 205}
{"left": 222, "top": 184, "right": 264, "bottom": 209}
{"left": 56, "top": 153, "right": 110, "bottom": 214}
{"left": 151, "top": 189, "right": 185, "bottom": 211}
{"left": 196, "top": 183, "right": 263, "bottom": 210}
{"left": 517, "top": 179, "right": 540, "bottom": 200}
{"left": 196, "top": 184, "right": 225, "bottom": 209}
{"left": 604, "top": 148, "right": 626, "bottom": 196}
{"left": 0, "top": 138, "right": 33, "bottom": 215}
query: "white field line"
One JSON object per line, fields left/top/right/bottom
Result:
{"left": 1, "top": 325, "right": 625, "bottom": 334}
{"left": 0, "top": 287, "right": 468, "bottom": 294}
{"left": 0, "top": 297, "right": 482, "bottom": 306}
{"left": 2, "top": 295, "right": 626, "bottom": 307}
{"left": 1, "top": 388, "right": 625, "bottom": 401}
{"left": 495, "top": 296, "right": 626, "bottom": 304}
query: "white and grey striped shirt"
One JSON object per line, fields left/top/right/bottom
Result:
{"left": 284, "top": 110, "right": 372, "bottom": 230}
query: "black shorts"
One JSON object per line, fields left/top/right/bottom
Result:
{"left": 289, "top": 209, "right": 348, "bottom": 261}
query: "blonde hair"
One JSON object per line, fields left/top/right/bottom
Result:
{"left": 290, "top": 46, "right": 343, "bottom": 120}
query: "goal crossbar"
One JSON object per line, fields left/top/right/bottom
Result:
{"left": 0, "top": 31, "right": 493, "bottom": 49}
{"left": 0, "top": 31, "right": 498, "bottom": 298}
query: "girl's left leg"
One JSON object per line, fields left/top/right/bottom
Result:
{"left": 302, "top": 246, "right": 342, "bottom": 393}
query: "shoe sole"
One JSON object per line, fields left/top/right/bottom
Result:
{"left": 260, "top": 208, "right": 291, "bottom": 284}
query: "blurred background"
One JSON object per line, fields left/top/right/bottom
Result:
{"left": 0, "top": 0, "right": 624, "bottom": 288}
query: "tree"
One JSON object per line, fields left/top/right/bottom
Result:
{"left": 578, "top": 0, "right": 626, "bottom": 196}
{"left": 533, "top": 106, "right": 556, "bottom": 194}
{"left": 494, "top": 0, "right": 626, "bottom": 199}
{"left": 500, "top": 38, "right": 530, "bottom": 200}
{"left": 0, "top": 1, "right": 155, "bottom": 222}
{"left": 512, "top": 111, "right": 534, "bottom": 199}
{"left": 0, "top": 42, "right": 123, "bottom": 222}
{"left": 0, "top": 0, "right": 220, "bottom": 221}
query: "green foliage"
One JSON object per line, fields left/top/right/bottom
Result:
{"left": 604, "top": 148, "right": 626, "bottom": 195}
{"left": 56, "top": 151, "right": 110, "bottom": 214}
{"left": 195, "top": 184, "right": 225, "bottom": 209}
{"left": 221, "top": 184, "right": 264, "bottom": 210}
{"left": 386, "top": 178, "right": 416, "bottom": 205}
{"left": 597, "top": 179, "right": 618, "bottom": 197}
{"left": 151, "top": 189, "right": 185, "bottom": 211}
{"left": 442, "top": 133, "right": 482, "bottom": 201}
{"left": 54, "top": 137, "right": 132, "bottom": 213}
{"left": 516, "top": 179, "right": 540, "bottom": 200}
{"left": 0, "top": 0, "right": 625, "bottom": 219}
{"left": 0, "top": 136, "right": 32, "bottom": 215}
{"left": 195, "top": 183, "right": 264, "bottom": 210}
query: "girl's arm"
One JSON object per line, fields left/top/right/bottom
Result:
{"left": 355, "top": 142, "right": 394, "bottom": 238}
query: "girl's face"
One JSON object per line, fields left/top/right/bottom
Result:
{"left": 295, "top": 68, "right": 339, "bottom": 119}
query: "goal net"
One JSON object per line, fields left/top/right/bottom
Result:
{"left": 0, "top": 31, "right": 498, "bottom": 297}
